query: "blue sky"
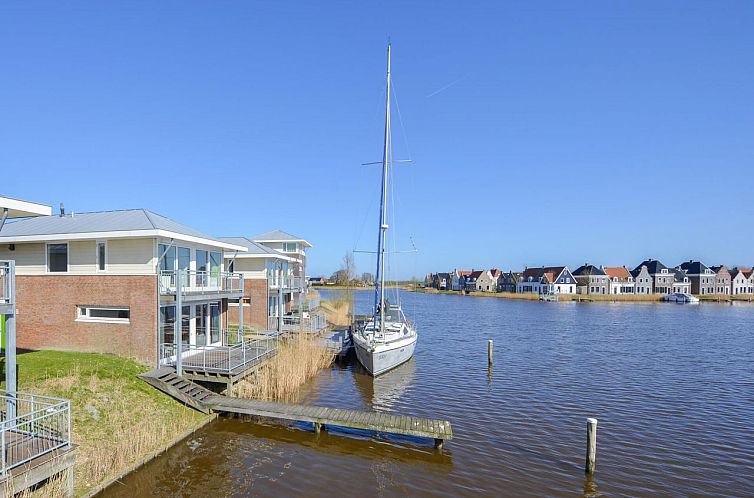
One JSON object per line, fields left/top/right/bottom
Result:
{"left": 2, "top": 1, "right": 753, "bottom": 278}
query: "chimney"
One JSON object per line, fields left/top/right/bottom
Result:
{"left": 59, "top": 203, "right": 65, "bottom": 217}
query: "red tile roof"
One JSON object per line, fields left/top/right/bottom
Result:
{"left": 604, "top": 266, "right": 631, "bottom": 279}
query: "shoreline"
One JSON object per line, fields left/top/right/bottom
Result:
{"left": 413, "top": 287, "right": 754, "bottom": 303}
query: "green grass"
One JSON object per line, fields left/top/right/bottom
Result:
{"left": 2, "top": 350, "right": 208, "bottom": 497}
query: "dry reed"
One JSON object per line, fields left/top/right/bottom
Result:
{"left": 320, "top": 293, "right": 352, "bottom": 326}
{"left": 234, "top": 335, "right": 334, "bottom": 403}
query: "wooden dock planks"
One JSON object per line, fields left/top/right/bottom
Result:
{"left": 141, "top": 367, "right": 452, "bottom": 446}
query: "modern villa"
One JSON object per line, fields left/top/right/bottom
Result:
{"left": 0, "top": 208, "right": 248, "bottom": 365}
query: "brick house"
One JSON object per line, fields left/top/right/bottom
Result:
{"left": 464, "top": 270, "right": 484, "bottom": 292}
{"left": 671, "top": 269, "right": 691, "bottom": 294}
{"left": 573, "top": 264, "right": 609, "bottom": 295}
{"left": 0, "top": 208, "right": 247, "bottom": 366}
{"left": 677, "top": 261, "right": 716, "bottom": 295}
{"left": 497, "top": 271, "right": 521, "bottom": 293}
{"left": 710, "top": 265, "right": 731, "bottom": 295}
{"left": 632, "top": 259, "right": 674, "bottom": 294}
{"left": 518, "top": 266, "right": 576, "bottom": 294}
{"left": 476, "top": 269, "right": 501, "bottom": 292}
{"left": 604, "top": 266, "right": 634, "bottom": 294}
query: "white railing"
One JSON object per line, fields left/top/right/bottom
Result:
{"left": 159, "top": 270, "right": 242, "bottom": 295}
{"left": 0, "top": 261, "right": 12, "bottom": 306}
{"left": 0, "top": 391, "right": 71, "bottom": 476}
{"left": 159, "top": 331, "right": 279, "bottom": 375}
{"left": 276, "top": 312, "right": 328, "bottom": 333}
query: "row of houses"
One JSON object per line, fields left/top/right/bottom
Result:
{"left": 426, "top": 259, "right": 754, "bottom": 296}
{"left": 0, "top": 197, "right": 319, "bottom": 367}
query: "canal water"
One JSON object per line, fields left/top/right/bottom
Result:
{"left": 100, "top": 291, "right": 754, "bottom": 497}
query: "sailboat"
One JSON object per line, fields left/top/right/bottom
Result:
{"left": 352, "top": 44, "right": 418, "bottom": 376}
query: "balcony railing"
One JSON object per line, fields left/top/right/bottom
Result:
{"left": 159, "top": 329, "right": 279, "bottom": 375}
{"left": 0, "top": 261, "right": 13, "bottom": 308}
{"left": 268, "top": 312, "right": 327, "bottom": 334}
{"left": 159, "top": 270, "right": 242, "bottom": 296}
{"left": 268, "top": 275, "right": 305, "bottom": 291}
{"left": 0, "top": 391, "right": 72, "bottom": 476}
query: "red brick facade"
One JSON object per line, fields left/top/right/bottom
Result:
{"left": 15, "top": 275, "right": 158, "bottom": 364}
{"left": 226, "top": 278, "right": 269, "bottom": 329}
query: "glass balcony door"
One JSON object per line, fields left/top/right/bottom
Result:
{"left": 210, "top": 303, "right": 221, "bottom": 344}
{"left": 195, "top": 303, "right": 208, "bottom": 346}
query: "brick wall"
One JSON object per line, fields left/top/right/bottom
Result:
{"left": 226, "top": 278, "right": 268, "bottom": 329}
{"left": 15, "top": 275, "right": 157, "bottom": 365}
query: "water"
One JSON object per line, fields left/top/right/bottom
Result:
{"left": 100, "top": 291, "right": 754, "bottom": 497}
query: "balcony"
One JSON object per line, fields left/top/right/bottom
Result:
{"left": 0, "top": 261, "right": 13, "bottom": 315}
{"left": 159, "top": 270, "right": 243, "bottom": 302}
{"left": 0, "top": 391, "right": 72, "bottom": 477}
{"left": 159, "top": 328, "right": 279, "bottom": 377}
{"left": 267, "top": 312, "right": 327, "bottom": 334}
{"left": 268, "top": 275, "right": 305, "bottom": 292}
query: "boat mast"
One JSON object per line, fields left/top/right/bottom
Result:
{"left": 374, "top": 43, "right": 391, "bottom": 335}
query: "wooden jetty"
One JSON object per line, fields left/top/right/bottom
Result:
{"left": 139, "top": 367, "right": 452, "bottom": 448}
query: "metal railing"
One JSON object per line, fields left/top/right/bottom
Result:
{"left": 0, "top": 261, "right": 12, "bottom": 306}
{"left": 0, "top": 391, "right": 71, "bottom": 476}
{"left": 159, "top": 270, "right": 242, "bottom": 295}
{"left": 159, "top": 331, "right": 279, "bottom": 375}
{"left": 268, "top": 275, "right": 305, "bottom": 291}
{"left": 269, "top": 312, "right": 328, "bottom": 334}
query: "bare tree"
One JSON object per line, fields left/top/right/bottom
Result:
{"left": 335, "top": 252, "right": 356, "bottom": 286}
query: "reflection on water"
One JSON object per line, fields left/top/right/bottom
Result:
{"left": 99, "top": 291, "right": 754, "bottom": 497}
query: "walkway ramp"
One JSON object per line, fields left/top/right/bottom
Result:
{"left": 140, "top": 367, "right": 452, "bottom": 447}
{"left": 138, "top": 367, "right": 216, "bottom": 414}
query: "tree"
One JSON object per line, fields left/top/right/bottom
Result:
{"left": 335, "top": 252, "right": 356, "bottom": 286}
{"left": 361, "top": 272, "right": 374, "bottom": 285}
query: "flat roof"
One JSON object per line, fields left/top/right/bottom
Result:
{"left": 0, "top": 196, "right": 52, "bottom": 219}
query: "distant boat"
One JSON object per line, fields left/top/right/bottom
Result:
{"left": 663, "top": 293, "right": 700, "bottom": 304}
{"left": 352, "top": 44, "right": 418, "bottom": 376}
{"left": 540, "top": 292, "right": 559, "bottom": 302}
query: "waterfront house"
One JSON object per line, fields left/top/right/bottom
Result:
{"left": 0, "top": 208, "right": 247, "bottom": 366}
{"left": 464, "top": 270, "right": 483, "bottom": 292}
{"left": 632, "top": 259, "right": 673, "bottom": 294}
{"left": 497, "top": 271, "right": 521, "bottom": 293}
{"left": 434, "top": 272, "right": 451, "bottom": 290}
{"left": 476, "top": 269, "right": 501, "bottom": 292}
{"left": 219, "top": 237, "right": 296, "bottom": 331}
{"left": 630, "top": 264, "right": 653, "bottom": 294}
{"left": 518, "top": 266, "right": 576, "bottom": 294}
{"left": 729, "top": 267, "right": 753, "bottom": 295}
{"left": 424, "top": 273, "right": 435, "bottom": 288}
{"left": 671, "top": 269, "right": 691, "bottom": 294}
{"left": 678, "top": 261, "right": 716, "bottom": 295}
{"left": 604, "top": 266, "right": 634, "bottom": 294}
{"left": 451, "top": 269, "right": 471, "bottom": 291}
{"left": 573, "top": 264, "right": 609, "bottom": 295}
{"left": 711, "top": 265, "right": 731, "bottom": 294}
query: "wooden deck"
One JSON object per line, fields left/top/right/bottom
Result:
{"left": 140, "top": 367, "right": 452, "bottom": 448}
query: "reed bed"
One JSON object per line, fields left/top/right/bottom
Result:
{"left": 320, "top": 293, "right": 352, "bottom": 326}
{"left": 234, "top": 335, "right": 334, "bottom": 403}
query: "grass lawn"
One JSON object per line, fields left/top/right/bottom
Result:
{"left": 1, "top": 350, "right": 208, "bottom": 497}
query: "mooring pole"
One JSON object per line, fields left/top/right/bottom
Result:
{"left": 586, "top": 418, "right": 598, "bottom": 474}
{"left": 487, "top": 339, "right": 493, "bottom": 366}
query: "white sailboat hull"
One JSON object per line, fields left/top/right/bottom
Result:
{"left": 353, "top": 333, "right": 417, "bottom": 376}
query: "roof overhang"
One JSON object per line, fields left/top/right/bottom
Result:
{"left": 0, "top": 229, "right": 248, "bottom": 252}
{"left": 254, "top": 238, "right": 312, "bottom": 248}
{"left": 223, "top": 252, "right": 295, "bottom": 262}
{"left": 0, "top": 197, "right": 52, "bottom": 219}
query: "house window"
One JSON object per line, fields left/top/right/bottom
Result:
{"left": 96, "top": 241, "right": 107, "bottom": 272}
{"left": 47, "top": 243, "right": 68, "bottom": 272}
{"left": 282, "top": 242, "right": 297, "bottom": 252}
{"left": 77, "top": 306, "right": 130, "bottom": 323}
{"left": 228, "top": 260, "right": 235, "bottom": 273}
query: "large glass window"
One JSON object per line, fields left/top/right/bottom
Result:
{"left": 282, "top": 242, "right": 297, "bottom": 252}
{"left": 159, "top": 305, "right": 176, "bottom": 346}
{"left": 196, "top": 304, "right": 208, "bottom": 346}
{"left": 210, "top": 303, "right": 220, "bottom": 344}
{"left": 178, "top": 247, "right": 190, "bottom": 287}
{"left": 196, "top": 250, "right": 208, "bottom": 287}
{"left": 210, "top": 251, "right": 221, "bottom": 287}
{"left": 181, "top": 305, "right": 190, "bottom": 345}
{"left": 47, "top": 243, "right": 68, "bottom": 272}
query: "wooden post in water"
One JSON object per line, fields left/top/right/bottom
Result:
{"left": 585, "top": 418, "right": 598, "bottom": 474}
{"left": 487, "top": 340, "right": 493, "bottom": 366}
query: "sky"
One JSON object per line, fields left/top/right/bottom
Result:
{"left": 2, "top": 1, "right": 753, "bottom": 279}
